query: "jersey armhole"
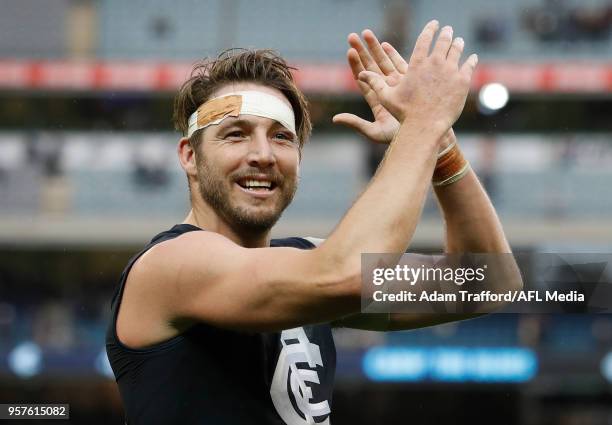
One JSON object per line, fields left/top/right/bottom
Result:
{"left": 303, "top": 236, "right": 325, "bottom": 247}
{"left": 111, "top": 248, "right": 187, "bottom": 354}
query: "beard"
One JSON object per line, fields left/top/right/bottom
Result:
{"left": 195, "top": 153, "right": 297, "bottom": 234}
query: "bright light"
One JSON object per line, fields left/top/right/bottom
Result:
{"left": 601, "top": 351, "right": 612, "bottom": 382}
{"left": 478, "top": 83, "right": 509, "bottom": 112}
{"left": 363, "top": 347, "right": 428, "bottom": 381}
{"left": 8, "top": 342, "right": 42, "bottom": 378}
{"left": 363, "top": 346, "right": 537, "bottom": 383}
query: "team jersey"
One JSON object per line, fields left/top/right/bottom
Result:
{"left": 105, "top": 224, "right": 336, "bottom": 425}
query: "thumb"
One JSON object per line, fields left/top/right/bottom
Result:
{"left": 332, "top": 113, "right": 373, "bottom": 136}
{"left": 358, "top": 70, "right": 388, "bottom": 99}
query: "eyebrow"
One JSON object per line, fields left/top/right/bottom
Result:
{"left": 218, "top": 118, "right": 292, "bottom": 133}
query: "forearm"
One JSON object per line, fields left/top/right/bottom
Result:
{"left": 338, "top": 172, "right": 517, "bottom": 331}
{"left": 429, "top": 157, "right": 523, "bottom": 311}
{"left": 435, "top": 169, "right": 510, "bottom": 253}
{"left": 320, "top": 120, "right": 445, "bottom": 268}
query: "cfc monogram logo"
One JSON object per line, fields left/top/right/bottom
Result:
{"left": 270, "top": 327, "right": 331, "bottom": 425}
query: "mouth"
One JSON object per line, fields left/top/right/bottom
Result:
{"left": 234, "top": 176, "right": 279, "bottom": 198}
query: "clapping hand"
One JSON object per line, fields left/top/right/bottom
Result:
{"left": 333, "top": 21, "right": 476, "bottom": 148}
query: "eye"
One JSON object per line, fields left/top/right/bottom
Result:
{"left": 274, "top": 132, "right": 295, "bottom": 142}
{"left": 224, "top": 130, "right": 245, "bottom": 140}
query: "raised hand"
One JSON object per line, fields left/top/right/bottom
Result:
{"left": 332, "top": 30, "right": 403, "bottom": 144}
{"left": 354, "top": 21, "right": 477, "bottom": 135}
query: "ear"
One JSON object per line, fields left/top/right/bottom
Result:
{"left": 177, "top": 137, "right": 198, "bottom": 179}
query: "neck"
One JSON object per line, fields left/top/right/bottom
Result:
{"left": 183, "top": 198, "right": 272, "bottom": 248}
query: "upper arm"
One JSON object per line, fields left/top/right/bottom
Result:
{"left": 129, "top": 232, "right": 360, "bottom": 332}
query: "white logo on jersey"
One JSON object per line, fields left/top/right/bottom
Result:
{"left": 270, "top": 327, "right": 331, "bottom": 425}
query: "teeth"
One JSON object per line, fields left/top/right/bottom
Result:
{"left": 244, "top": 179, "right": 271, "bottom": 189}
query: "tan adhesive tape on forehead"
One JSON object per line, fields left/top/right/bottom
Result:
{"left": 186, "top": 91, "right": 296, "bottom": 138}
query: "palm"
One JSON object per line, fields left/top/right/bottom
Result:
{"left": 366, "top": 95, "right": 399, "bottom": 143}
{"left": 358, "top": 72, "right": 402, "bottom": 143}
{"left": 334, "top": 28, "right": 458, "bottom": 150}
{"left": 333, "top": 31, "right": 406, "bottom": 144}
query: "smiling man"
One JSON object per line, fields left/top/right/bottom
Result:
{"left": 106, "top": 21, "right": 519, "bottom": 425}
{"left": 181, "top": 84, "right": 301, "bottom": 241}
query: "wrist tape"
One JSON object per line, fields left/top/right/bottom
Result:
{"left": 432, "top": 142, "right": 470, "bottom": 187}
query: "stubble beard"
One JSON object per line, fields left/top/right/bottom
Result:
{"left": 196, "top": 154, "right": 297, "bottom": 234}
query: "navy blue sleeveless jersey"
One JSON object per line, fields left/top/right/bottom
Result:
{"left": 105, "top": 224, "right": 336, "bottom": 425}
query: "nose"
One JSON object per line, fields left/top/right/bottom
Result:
{"left": 246, "top": 131, "right": 276, "bottom": 168}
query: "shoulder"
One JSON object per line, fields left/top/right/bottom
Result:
{"left": 133, "top": 230, "right": 239, "bottom": 280}
{"left": 115, "top": 227, "right": 227, "bottom": 347}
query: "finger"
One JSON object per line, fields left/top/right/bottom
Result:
{"left": 432, "top": 25, "right": 454, "bottom": 59}
{"left": 409, "top": 19, "right": 439, "bottom": 64}
{"left": 446, "top": 37, "right": 464, "bottom": 67}
{"left": 348, "top": 32, "right": 381, "bottom": 73}
{"left": 381, "top": 42, "right": 408, "bottom": 73}
{"left": 347, "top": 48, "right": 366, "bottom": 79}
{"left": 332, "top": 113, "right": 373, "bottom": 136}
{"left": 362, "top": 29, "right": 395, "bottom": 75}
{"left": 460, "top": 53, "right": 479, "bottom": 79}
{"left": 348, "top": 49, "right": 386, "bottom": 110}
{"left": 358, "top": 70, "right": 387, "bottom": 98}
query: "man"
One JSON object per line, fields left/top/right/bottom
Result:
{"left": 106, "top": 21, "right": 520, "bottom": 425}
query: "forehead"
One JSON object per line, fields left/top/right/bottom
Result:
{"left": 211, "top": 82, "right": 293, "bottom": 111}
{"left": 213, "top": 116, "right": 287, "bottom": 132}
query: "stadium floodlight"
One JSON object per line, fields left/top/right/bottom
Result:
{"left": 478, "top": 82, "right": 509, "bottom": 114}
{"left": 7, "top": 341, "right": 42, "bottom": 378}
{"left": 601, "top": 351, "right": 612, "bottom": 382}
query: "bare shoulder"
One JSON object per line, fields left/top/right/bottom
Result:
{"left": 117, "top": 229, "right": 341, "bottom": 334}
{"left": 134, "top": 230, "right": 239, "bottom": 277}
{"left": 126, "top": 231, "right": 233, "bottom": 295}
{"left": 115, "top": 231, "right": 233, "bottom": 349}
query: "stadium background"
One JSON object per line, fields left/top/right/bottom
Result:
{"left": 1, "top": 0, "right": 612, "bottom": 423}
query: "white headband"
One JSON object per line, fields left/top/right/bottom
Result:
{"left": 186, "top": 90, "right": 296, "bottom": 138}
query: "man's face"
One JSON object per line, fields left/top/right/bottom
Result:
{"left": 194, "top": 83, "right": 300, "bottom": 233}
